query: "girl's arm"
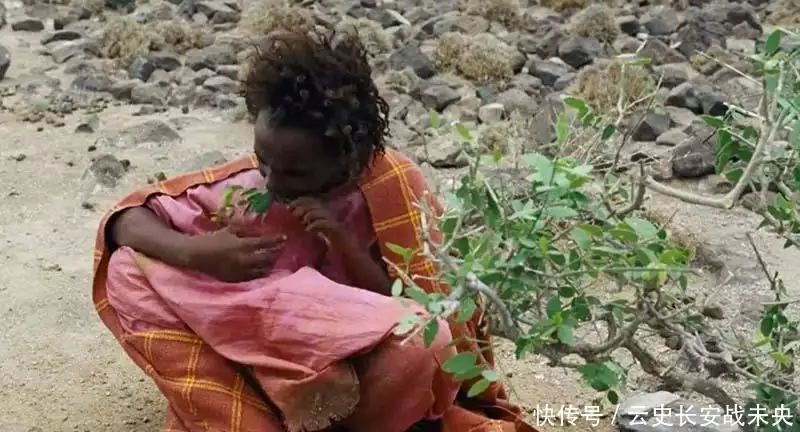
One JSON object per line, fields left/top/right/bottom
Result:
{"left": 336, "top": 238, "right": 392, "bottom": 296}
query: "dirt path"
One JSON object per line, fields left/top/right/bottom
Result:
{"left": 2, "top": 8, "right": 799, "bottom": 432}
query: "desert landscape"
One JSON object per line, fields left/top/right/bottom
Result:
{"left": 2, "top": 0, "right": 800, "bottom": 430}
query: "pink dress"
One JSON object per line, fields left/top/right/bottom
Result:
{"left": 104, "top": 169, "right": 459, "bottom": 432}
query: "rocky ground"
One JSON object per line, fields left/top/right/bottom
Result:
{"left": 2, "top": 0, "right": 800, "bottom": 430}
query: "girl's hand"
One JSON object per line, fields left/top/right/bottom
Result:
{"left": 188, "top": 226, "right": 286, "bottom": 282}
{"left": 288, "top": 197, "right": 349, "bottom": 247}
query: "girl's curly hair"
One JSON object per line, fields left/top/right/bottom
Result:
{"left": 243, "top": 27, "right": 390, "bottom": 180}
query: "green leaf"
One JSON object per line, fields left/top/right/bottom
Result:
{"left": 385, "top": 243, "right": 413, "bottom": 262}
{"left": 467, "top": 378, "right": 491, "bottom": 397}
{"left": 442, "top": 352, "right": 478, "bottom": 374}
{"left": 455, "top": 123, "right": 472, "bottom": 141}
{"left": 546, "top": 296, "right": 562, "bottom": 318}
{"left": 390, "top": 279, "right": 403, "bottom": 297}
{"left": 601, "top": 124, "right": 616, "bottom": 140}
{"left": 557, "top": 325, "right": 574, "bottom": 346}
{"left": 481, "top": 369, "right": 499, "bottom": 382}
{"left": 429, "top": 111, "right": 441, "bottom": 129}
{"left": 393, "top": 313, "right": 418, "bottom": 336}
{"left": 765, "top": 29, "right": 783, "bottom": 54}
{"left": 607, "top": 390, "right": 620, "bottom": 404}
{"left": 771, "top": 351, "right": 792, "bottom": 367}
{"left": 456, "top": 297, "right": 478, "bottom": 323}
{"left": 555, "top": 113, "right": 569, "bottom": 144}
{"left": 542, "top": 206, "right": 579, "bottom": 218}
{"left": 423, "top": 319, "right": 439, "bottom": 348}
{"left": 572, "top": 226, "right": 592, "bottom": 249}
{"left": 609, "top": 228, "right": 638, "bottom": 243}
{"left": 454, "top": 365, "right": 485, "bottom": 381}
{"left": 624, "top": 217, "right": 660, "bottom": 240}
{"left": 701, "top": 115, "right": 725, "bottom": 129}
{"left": 406, "top": 285, "right": 430, "bottom": 305}
{"left": 562, "top": 96, "right": 588, "bottom": 114}
{"left": 578, "top": 362, "right": 619, "bottom": 391}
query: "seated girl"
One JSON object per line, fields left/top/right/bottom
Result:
{"left": 90, "top": 27, "right": 535, "bottom": 432}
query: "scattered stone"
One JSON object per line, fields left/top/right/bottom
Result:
{"left": 671, "top": 137, "right": 715, "bottom": 179}
{"left": 558, "top": 36, "right": 603, "bottom": 69}
{"left": 652, "top": 63, "right": 698, "bottom": 89}
{"left": 87, "top": 154, "right": 129, "bottom": 187}
{"left": 0, "top": 45, "right": 9, "bottom": 81}
{"left": 147, "top": 52, "right": 182, "bottom": 72}
{"left": 195, "top": 0, "right": 240, "bottom": 24}
{"left": 71, "top": 74, "right": 114, "bottom": 92}
{"left": 478, "top": 103, "right": 504, "bottom": 124}
{"left": 418, "top": 85, "right": 460, "bottom": 111}
{"left": 75, "top": 114, "right": 99, "bottom": 133}
{"left": 655, "top": 128, "right": 688, "bottom": 147}
{"left": 617, "top": 15, "right": 640, "bottom": 37}
{"left": 97, "top": 120, "right": 181, "bottom": 149}
{"left": 631, "top": 109, "right": 672, "bottom": 142}
{"left": 527, "top": 58, "right": 573, "bottom": 88}
{"left": 129, "top": 56, "right": 156, "bottom": 82}
{"left": 389, "top": 46, "right": 436, "bottom": 79}
{"left": 640, "top": 7, "right": 682, "bottom": 36}
{"left": 11, "top": 18, "right": 45, "bottom": 32}
{"left": 48, "top": 39, "right": 99, "bottom": 64}
{"left": 185, "top": 44, "right": 238, "bottom": 71}
{"left": 665, "top": 81, "right": 728, "bottom": 116}
{"left": 637, "top": 39, "right": 686, "bottom": 65}
{"left": 181, "top": 150, "right": 227, "bottom": 172}
{"left": 202, "top": 75, "right": 238, "bottom": 94}
{"left": 40, "top": 30, "right": 84, "bottom": 45}
{"left": 131, "top": 83, "right": 168, "bottom": 105}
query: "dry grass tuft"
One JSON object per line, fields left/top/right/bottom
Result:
{"left": 100, "top": 16, "right": 160, "bottom": 68}
{"left": 434, "top": 32, "right": 514, "bottom": 83}
{"left": 241, "top": 0, "right": 316, "bottom": 37}
{"left": 462, "top": 0, "right": 524, "bottom": 27}
{"left": 334, "top": 18, "right": 392, "bottom": 56}
{"left": 100, "top": 16, "right": 210, "bottom": 68}
{"left": 567, "top": 59, "right": 656, "bottom": 115}
{"left": 568, "top": 4, "right": 619, "bottom": 43}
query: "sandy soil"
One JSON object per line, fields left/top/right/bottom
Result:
{"left": 2, "top": 7, "right": 799, "bottom": 432}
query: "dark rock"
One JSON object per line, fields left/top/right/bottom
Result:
{"left": 476, "top": 84, "right": 500, "bottom": 103}
{"left": 129, "top": 56, "right": 156, "bottom": 81}
{"left": 632, "top": 110, "right": 672, "bottom": 141}
{"left": 558, "top": 36, "right": 603, "bottom": 69}
{"left": 106, "top": 0, "right": 136, "bottom": 12}
{"left": 418, "top": 85, "right": 460, "bottom": 111}
{"left": 11, "top": 18, "right": 45, "bottom": 32}
{"left": 527, "top": 58, "right": 574, "bottom": 88}
{"left": 131, "top": 83, "right": 168, "bottom": 105}
{"left": 367, "top": 9, "right": 404, "bottom": 28}
{"left": 0, "top": 45, "right": 9, "bottom": 81}
{"left": 48, "top": 38, "right": 99, "bottom": 63}
{"left": 701, "top": 304, "right": 725, "bottom": 319}
{"left": 215, "top": 94, "right": 242, "bottom": 109}
{"left": 389, "top": 46, "right": 436, "bottom": 79}
{"left": 617, "top": 15, "right": 640, "bottom": 36}
{"left": 652, "top": 63, "right": 697, "bottom": 88}
{"left": 148, "top": 69, "right": 172, "bottom": 85}
{"left": 202, "top": 75, "right": 238, "bottom": 94}
{"left": 671, "top": 137, "right": 715, "bottom": 178}
{"left": 40, "top": 30, "right": 84, "bottom": 45}
{"left": 0, "top": 3, "right": 5, "bottom": 29}
{"left": 196, "top": 0, "right": 240, "bottom": 24}
{"left": 496, "top": 88, "right": 538, "bottom": 116}
{"left": 640, "top": 7, "right": 682, "bottom": 36}
{"left": 665, "top": 81, "right": 728, "bottom": 116}
{"left": 147, "top": 52, "right": 182, "bottom": 72}
{"left": 185, "top": 43, "right": 237, "bottom": 71}
{"left": 419, "top": 135, "right": 469, "bottom": 168}
{"left": 178, "top": 0, "right": 197, "bottom": 17}
{"left": 110, "top": 80, "right": 137, "bottom": 100}
{"left": 533, "top": 27, "right": 566, "bottom": 59}
{"left": 638, "top": 39, "right": 686, "bottom": 65}
{"left": 553, "top": 73, "right": 576, "bottom": 91}
{"left": 71, "top": 74, "right": 114, "bottom": 92}
{"left": 54, "top": 8, "right": 91, "bottom": 30}
{"left": 675, "top": 17, "right": 727, "bottom": 59}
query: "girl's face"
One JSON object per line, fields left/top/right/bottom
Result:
{"left": 253, "top": 111, "right": 348, "bottom": 202}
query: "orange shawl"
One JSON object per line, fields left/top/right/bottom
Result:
{"left": 91, "top": 148, "right": 535, "bottom": 432}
